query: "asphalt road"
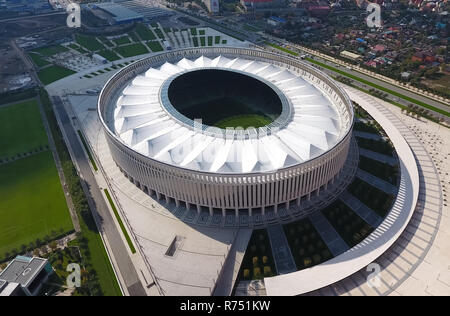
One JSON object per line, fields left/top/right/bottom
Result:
{"left": 53, "top": 96, "right": 146, "bottom": 296}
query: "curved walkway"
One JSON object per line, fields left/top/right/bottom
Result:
{"left": 303, "top": 87, "right": 446, "bottom": 296}
{"left": 264, "top": 87, "right": 420, "bottom": 296}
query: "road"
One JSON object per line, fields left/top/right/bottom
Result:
{"left": 52, "top": 96, "right": 147, "bottom": 296}
{"left": 0, "top": 11, "right": 66, "bottom": 23}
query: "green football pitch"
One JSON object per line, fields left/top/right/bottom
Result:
{"left": 214, "top": 114, "right": 272, "bottom": 129}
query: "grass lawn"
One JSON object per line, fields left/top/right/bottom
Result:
{"left": 97, "top": 50, "right": 121, "bottom": 62}
{"left": 0, "top": 151, "right": 73, "bottom": 260}
{"left": 147, "top": 41, "right": 164, "bottom": 52}
{"left": 31, "top": 45, "right": 68, "bottom": 57}
{"left": 152, "top": 27, "right": 165, "bottom": 39}
{"left": 306, "top": 57, "right": 450, "bottom": 117}
{"left": 75, "top": 34, "right": 105, "bottom": 52}
{"left": 28, "top": 53, "right": 50, "bottom": 67}
{"left": 114, "top": 43, "right": 149, "bottom": 58}
{"left": 68, "top": 43, "right": 88, "bottom": 54}
{"left": 266, "top": 42, "right": 298, "bottom": 56}
{"left": 214, "top": 114, "right": 272, "bottom": 129}
{"left": 104, "top": 189, "right": 136, "bottom": 254}
{"left": 0, "top": 99, "right": 48, "bottom": 159}
{"left": 135, "top": 24, "right": 156, "bottom": 41}
{"left": 113, "top": 36, "right": 131, "bottom": 46}
{"left": 38, "top": 65, "right": 76, "bottom": 85}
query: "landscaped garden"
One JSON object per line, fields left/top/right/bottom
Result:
{"left": 239, "top": 229, "right": 277, "bottom": 280}
{"left": 135, "top": 23, "right": 156, "bottom": 40}
{"left": 356, "top": 136, "right": 395, "bottom": 156}
{"left": 147, "top": 41, "right": 164, "bottom": 52}
{"left": 359, "top": 155, "right": 399, "bottom": 185}
{"left": 75, "top": 34, "right": 105, "bottom": 52}
{"left": 348, "top": 177, "right": 396, "bottom": 218}
{"left": 321, "top": 200, "right": 374, "bottom": 247}
{"left": 283, "top": 218, "right": 332, "bottom": 270}
{"left": 114, "top": 43, "right": 149, "bottom": 58}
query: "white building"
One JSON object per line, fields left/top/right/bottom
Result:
{"left": 98, "top": 47, "right": 353, "bottom": 218}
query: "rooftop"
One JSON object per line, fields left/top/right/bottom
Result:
{"left": 93, "top": 2, "right": 143, "bottom": 23}
{"left": 0, "top": 256, "right": 47, "bottom": 287}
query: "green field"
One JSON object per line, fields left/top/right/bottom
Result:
{"left": 38, "top": 65, "right": 76, "bottom": 85}
{"left": 214, "top": 114, "right": 272, "bottom": 129}
{"left": 97, "top": 49, "right": 121, "bottom": 62}
{"left": 28, "top": 53, "right": 50, "bottom": 67}
{"left": 135, "top": 24, "right": 156, "bottom": 40}
{"left": 0, "top": 100, "right": 48, "bottom": 159}
{"left": 147, "top": 41, "right": 164, "bottom": 52}
{"left": 114, "top": 43, "right": 149, "bottom": 58}
{"left": 31, "top": 45, "right": 68, "bottom": 57}
{"left": 113, "top": 36, "right": 131, "bottom": 46}
{"left": 0, "top": 151, "right": 73, "bottom": 260}
{"left": 75, "top": 34, "right": 105, "bottom": 52}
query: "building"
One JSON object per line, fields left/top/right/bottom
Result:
{"left": 240, "top": 0, "right": 284, "bottom": 11}
{"left": 98, "top": 47, "right": 353, "bottom": 217}
{"left": 267, "top": 16, "right": 287, "bottom": 26}
{"left": 0, "top": 256, "right": 53, "bottom": 296}
{"left": 92, "top": 2, "right": 143, "bottom": 25}
{"left": 1, "top": 0, "right": 52, "bottom": 14}
{"left": 340, "top": 50, "right": 363, "bottom": 62}
{"left": 203, "top": 0, "right": 219, "bottom": 13}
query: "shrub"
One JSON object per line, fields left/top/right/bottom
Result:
{"left": 303, "top": 257, "right": 312, "bottom": 268}
{"left": 262, "top": 256, "right": 268, "bottom": 264}
{"left": 253, "top": 267, "right": 262, "bottom": 279}
{"left": 243, "top": 269, "right": 250, "bottom": 279}
{"left": 263, "top": 266, "right": 272, "bottom": 277}
{"left": 298, "top": 248, "right": 306, "bottom": 256}
{"left": 252, "top": 256, "right": 259, "bottom": 267}
{"left": 312, "top": 254, "right": 321, "bottom": 264}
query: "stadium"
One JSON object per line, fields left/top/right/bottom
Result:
{"left": 98, "top": 47, "right": 354, "bottom": 220}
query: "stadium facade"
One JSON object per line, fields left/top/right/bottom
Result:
{"left": 98, "top": 47, "right": 354, "bottom": 217}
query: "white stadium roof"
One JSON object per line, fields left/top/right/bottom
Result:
{"left": 112, "top": 55, "right": 344, "bottom": 174}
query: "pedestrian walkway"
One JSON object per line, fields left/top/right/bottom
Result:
{"left": 267, "top": 225, "right": 297, "bottom": 275}
{"left": 309, "top": 211, "right": 349, "bottom": 257}
{"left": 356, "top": 169, "right": 398, "bottom": 195}
{"left": 339, "top": 192, "right": 383, "bottom": 228}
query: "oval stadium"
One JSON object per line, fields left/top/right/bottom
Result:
{"left": 98, "top": 47, "right": 354, "bottom": 219}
